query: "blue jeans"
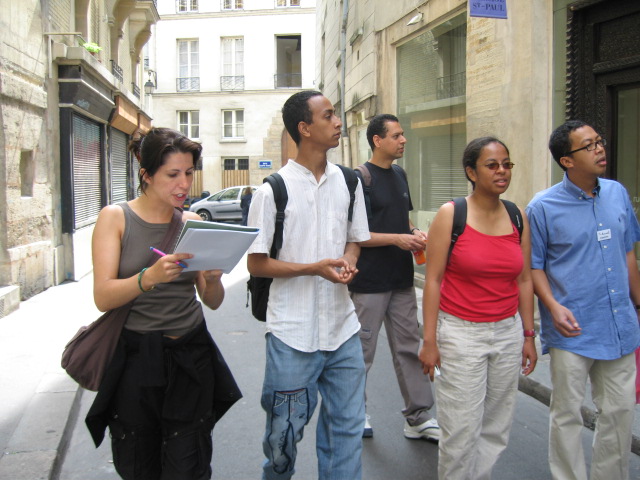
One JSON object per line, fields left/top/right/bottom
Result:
{"left": 261, "top": 333, "right": 365, "bottom": 480}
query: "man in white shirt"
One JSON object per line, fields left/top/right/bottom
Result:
{"left": 247, "top": 91, "right": 370, "bottom": 480}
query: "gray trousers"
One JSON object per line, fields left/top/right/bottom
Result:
{"left": 351, "top": 287, "right": 435, "bottom": 425}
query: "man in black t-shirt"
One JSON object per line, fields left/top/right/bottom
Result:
{"left": 350, "top": 114, "right": 439, "bottom": 441}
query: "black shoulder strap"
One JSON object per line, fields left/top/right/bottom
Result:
{"left": 263, "top": 173, "right": 287, "bottom": 257}
{"left": 336, "top": 164, "right": 357, "bottom": 222}
{"left": 449, "top": 197, "right": 467, "bottom": 259}
{"left": 354, "top": 164, "right": 372, "bottom": 220}
{"left": 501, "top": 199, "right": 523, "bottom": 242}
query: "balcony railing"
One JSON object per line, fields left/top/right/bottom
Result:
{"left": 177, "top": 77, "right": 200, "bottom": 91}
{"left": 111, "top": 60, "right": 124, "bottom": 83}
{"left": 274, "top": 73, "right": 302, "bottom": 88}
{"left": 436, "top": 72, "right": 466, "bottom": 100}
{"left": 221, "top": 76, "right": 245, "bottom": 91}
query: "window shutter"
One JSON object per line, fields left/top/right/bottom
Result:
{"left": 110, "top": 129, "right": 129, "bottom": 204}
{"left": 72, "top": 115, "right": 102, "bottom": 229}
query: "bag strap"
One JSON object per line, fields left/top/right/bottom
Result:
{"left": 501, "top": 199, "right": 523, "bottom": 241}
{"left": 264, "top": 173, "right": 287, "bottom": 258}
{"left": 355, "top": 164, "right": 372, "bottom": 220}
{"left": 449, "top": 197, "right": 523, "bottom": 260}
{"left": 336, "top": 164, "right": 357, "bottom": 222}
{"left": 158, "top": 208, "right": 184, "bottom": 262}
{"left": 449, "top": 197, "right": 467, "bottom": 260}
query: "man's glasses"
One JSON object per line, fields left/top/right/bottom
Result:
{"left": 483, "top": 162, "right": 515, "bottom": 170}
{"left": 566, "top": 138, "right": 606, "bottom": 156}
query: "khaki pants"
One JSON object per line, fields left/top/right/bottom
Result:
{"left": 436, "top": 311, "right": 523, "bottom": 480}
{"left": 549, "top": 348, "right": 636, "bottom": 480}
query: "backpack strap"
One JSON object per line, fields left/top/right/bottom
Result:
{"left": 354, "top": 163, "right": 373, "bottom": 220}
{"left": 448, "top": 197, "right": 523, "bottom": 259}
{"left": 501, "top": 199, "right": 523, "bottom": 241}
{"left": 449, "top": 197, "right": 467, "bottom": 259}
{"left": 336, "top": 164, "right": 357, "bottom": 222}
{"left": 263, "top": 173, "right": 287, "bottom": 257}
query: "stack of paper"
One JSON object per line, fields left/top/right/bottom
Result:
{"left": 174, "top": 220, "right": 259, "bottom": 273}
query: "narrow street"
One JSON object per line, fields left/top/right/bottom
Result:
{"left": 58, "top": 261, "right": 640, "bottom": 479}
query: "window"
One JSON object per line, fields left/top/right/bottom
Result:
{"left": 222, "top": 0, "right": 243, "bottom": 10}
{"left": 221, "top": 37, "right": 244, "bottom": 90}
{"left": 275, "top": 35, "right": 302, "bottom": 88}
{"left": 276, "top": 0, "right": 300, "bottom": 6}
{"left": 223, "top": 158, "right": 249, "bottom": 170}
{"left": 178, "top": 111, "right": 200, "bottom": 138}
{"left": 177, "top": 0, "right": 198, "bottom": 12}
{"left": 397, "top": 13, "right": 467, "bottom": 213}
{"left": 222, "top": 109, "right": 244, "bottom": 138}
{"left": 177, "top": 40, "right": 200, "bottom": 91}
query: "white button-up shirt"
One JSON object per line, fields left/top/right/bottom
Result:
{"left": 248, "top": 160, "right": 370, "bottom": 352}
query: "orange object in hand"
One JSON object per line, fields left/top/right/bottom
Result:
{"left": 413, "top": 249, "right": 426, "bottom": 265}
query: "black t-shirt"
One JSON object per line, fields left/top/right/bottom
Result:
{"left": 349, "top": 162, "right": 414, "bottom": 293}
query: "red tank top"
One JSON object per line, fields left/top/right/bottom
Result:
{"left": 440, "top": 224, "right": 522, "bottom": 322}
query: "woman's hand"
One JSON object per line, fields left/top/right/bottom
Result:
{"left": 144, "top": 253, "right": 194, "bottom": 287}
{"left": 202, "top": 269, "right": 223, "bottom": 284}
{"left": 521, "top": 337, "right": 538, "bottom": 376}
{"left": 419, "top": 342, "right": 441, "bottom": 382}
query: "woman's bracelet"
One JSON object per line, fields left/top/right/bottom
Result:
{"left": 410, "top": 227, "right": 420, "bottom": 234}
{"left": 138, "top": 267, "right": 155, "bottom": 293}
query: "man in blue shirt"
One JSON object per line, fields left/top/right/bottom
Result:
{"left": 527, "top": 120, "right": 640, "bottom": 480}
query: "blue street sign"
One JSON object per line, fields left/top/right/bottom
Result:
{"left": 470, "top": 0, "right": 508, "bottom": 19}
{"left": 259, "top": 160, "right": 272, "bottom": 169}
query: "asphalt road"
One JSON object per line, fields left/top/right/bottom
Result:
{"left": 58, "top": 262, "right": 640, "bottom": 479}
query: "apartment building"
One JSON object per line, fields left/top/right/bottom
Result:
{"left": 149, "top": 0, "right": 317, "bottom": 195}
{"left": 0, "top": 0, "right": 158, "bottom": 311}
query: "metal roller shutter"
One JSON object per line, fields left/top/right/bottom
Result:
{"left": 72, "top": 115, "right": 102, "bottom": 229}
{"left": 110, "top": 129, "right": 129, "bottom": 204}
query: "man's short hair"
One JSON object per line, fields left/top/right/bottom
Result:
{"left": 549, "top": 119, "right": 590, "bottom": 171}
{"left": 366, "top": 114, "right": 400, "bottom": 151}
{"left": 282, "top": 90, "right": 324, "bottom": 145}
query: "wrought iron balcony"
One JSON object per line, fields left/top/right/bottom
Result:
{"left": 221, "top": 76, "right": 245, "bottom": 91}
{"left": 111, "top": 60, "right": 124, "bottom": 83}
{"left": 274, "top": 73, "right": 302, "bottom": 88}
{"left": 436, "top": 72, "right": 466, "bottom": 100}
{"left": 177, "top": 77, "right": 200, "bottom": 91}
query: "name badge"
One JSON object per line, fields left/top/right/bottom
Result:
{"left": 597, "top": 229, "right": 612, "bottom": 242}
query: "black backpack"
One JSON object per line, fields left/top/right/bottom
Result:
{"left": 449, "top": 196, "right": 523, "bottom": 259}
{"left": 246, "top": 164, "right": 359, "bottom": 321}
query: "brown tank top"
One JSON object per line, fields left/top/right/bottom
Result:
{"left": 118, "top": 203, "right": 203, "bottom": 336}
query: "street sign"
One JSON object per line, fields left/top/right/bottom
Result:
{"left": 470, "top": 0, "right": 508, "bottom": 19}
{"left": 259, "top": 160, "right": 272, "bottom": 169}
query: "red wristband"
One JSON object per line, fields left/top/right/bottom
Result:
{"left": 523, "top": 329, "right": 536, "bottom": 338}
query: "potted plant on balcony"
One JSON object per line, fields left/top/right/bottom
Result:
{"left": 83, "top": 42, "right": 102, "bottom": 55}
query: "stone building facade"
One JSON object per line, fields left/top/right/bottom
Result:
{"left": 317, "top": 0, "right": 640, "bottom": 276}
{"left": 148, "top": 0, "right": 316, "bottom": 195}
{"left": 0, "top": 0, "right": 158, "bottom": 314}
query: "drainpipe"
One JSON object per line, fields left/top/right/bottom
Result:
{"left": 340, "top": 0, "right": 351, "bottom": 166}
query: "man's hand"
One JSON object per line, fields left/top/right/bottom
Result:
{"left": 395, "top": 233, "right": 426, "bottom": 252}
{"left": 317, "top": 258, "right": 358, "bottom": 284}
{"left": 550, "top": 304, "right": 581, "bottom": 337}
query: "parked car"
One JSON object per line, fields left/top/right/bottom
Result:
{"left": 183, "top": 191, "right": 210, "bottom": 210}
{"left": 189, "top": 185, "right": 258, "bottom": 222}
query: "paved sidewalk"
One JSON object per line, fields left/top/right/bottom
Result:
{"left": 1, "top": 273, "right": 639, "bottom": 479}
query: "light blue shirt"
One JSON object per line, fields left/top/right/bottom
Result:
{"left": 526, "top": 174, "right": 640, "bottom": 360}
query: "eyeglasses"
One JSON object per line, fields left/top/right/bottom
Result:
{"left": 483, "top": 162, "right": 515, "bottom": 170}
{"left": 566, "top": 138, "right": 606, "bottom": 156}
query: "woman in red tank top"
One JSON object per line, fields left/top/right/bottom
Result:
{"left": 419, "top": 137, "right": 537, "bottom": 479}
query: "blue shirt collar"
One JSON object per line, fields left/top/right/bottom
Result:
{"left": 562, "top": 172, "right": 601, "bottom": 199}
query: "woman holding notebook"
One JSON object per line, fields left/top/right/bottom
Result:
{"left": 86, "top": 127, "right": 241, "bottom": 480}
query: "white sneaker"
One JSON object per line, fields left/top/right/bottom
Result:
{"left": 404, "top": 418, "right": 440, "bottom": 442}
{"left": 363, "top": 414, "right": 373, "bottom": 438}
